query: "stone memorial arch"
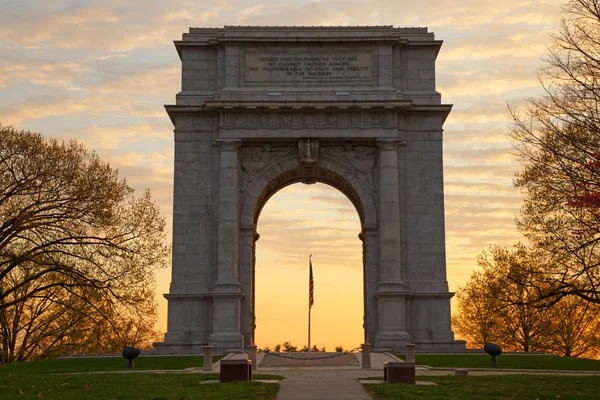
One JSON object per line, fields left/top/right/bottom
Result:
{"left": 153, "top": 26, "right": 466, "bottom": 354}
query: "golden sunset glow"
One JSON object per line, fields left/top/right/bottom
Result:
{"left": 0, "top": 0, "right": 563, "bottom": 349}
{"left": 255, "top": 183, "right": 363, "bottom": 350}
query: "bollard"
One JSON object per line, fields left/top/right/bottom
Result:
{"left": 361, "top": 343, "right": 371, "bottom": 369}
{"left": 247, "top": 344, "right": 257, "bottom": 370}
{"left": 405, "top": 343, "right": 415, "bottom": 363}
{"left": 203, "top": 345, "right": 214, "bottom": 371}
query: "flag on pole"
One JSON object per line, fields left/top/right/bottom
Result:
{"left": 309, "top": 255, "right": 314, "bottom": 308}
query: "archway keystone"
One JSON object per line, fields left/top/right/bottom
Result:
{"left": 153, "top": 26, "right": 466, "bottom": 354}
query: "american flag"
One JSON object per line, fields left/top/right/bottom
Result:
{"left": 309, "top": 256, "right": 314, "bottom": 308}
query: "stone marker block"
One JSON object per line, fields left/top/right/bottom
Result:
{"left": 247, "top": 344, "right": 257, "bottom": 370}
{"left": 361, "top": 343, "right": 371, "bottom": 369}
{"left": 384, "top": 362, "right": 416, "bottom": 384}
{"left": 455, "top": 368, "right": 468, "bottom": 376}
{"left": 405, "top": 343, "right": 415, "bottom": 363}
{"left": 220, "top": 359, "right": 252, "bottom": 382}
{"left": 203, "top": 345, "right": 213, "bottom": 371}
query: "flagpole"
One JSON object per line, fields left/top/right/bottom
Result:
{"left": 308, "top": 254, "right": 312, "bottom": 353}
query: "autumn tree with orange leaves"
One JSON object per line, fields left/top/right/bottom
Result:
{"left": 0, "top": 126, "right": 169, "bottom": 363}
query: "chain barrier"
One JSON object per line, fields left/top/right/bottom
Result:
{"left": 262, "top": 347, "right": 362, "bottom": 361}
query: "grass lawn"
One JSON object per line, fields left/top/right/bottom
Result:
{"left": 396, "top": 354, "right": 600, "bottom": 370}
{"left": 0, "top": 355, "right": 223, "bottom": 375}
{"left": 0, "top": 372, "right": 281, "bottom": 400}
{"left": 364, "top": 375, "right": 600, "bottom": 400}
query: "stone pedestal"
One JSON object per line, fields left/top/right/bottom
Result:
{"left": 247, "top": 344, "right": 257, "bottom": 370}
{"left": 361, "top": 343, "right": 371, "bottom": 369}
{"left": 406, "top": 343, "right": 415, "bottom": 363}
{"left": 203, "top": 345, "right": 213, "bottom": 371}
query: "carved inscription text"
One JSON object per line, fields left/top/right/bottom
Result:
{"left": 246, "top": 53, "right": 372, "bottom": 82}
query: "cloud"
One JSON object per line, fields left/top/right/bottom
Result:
{"left": 0, "top": 0, "right": 566, "bottom": 347}
{"left": 0, "top": 57, "right": 91, "bottom": 89}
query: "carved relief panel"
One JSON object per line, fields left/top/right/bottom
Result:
{"left": 321, "top": 143, "right": 378, "bottom": 192}
{"left": 239, "top": 140, "right": 378, "bottom": 195}
{"left": 240, "top": 145, "right": 295, "bottom": 192}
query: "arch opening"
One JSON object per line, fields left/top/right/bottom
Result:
{"left": 251, "top": 168, "right": 367, "bottom": 226}
{"left": 253, "top": 182, "right": 364, "bottom": 351}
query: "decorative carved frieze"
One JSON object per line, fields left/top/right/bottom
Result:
{"left": 240, "top": 145, "right": 295, "bottom": 192}
{"left": 222, "top": 111, "right": 397, "bottom": 129}
{"left": 279, "top": 113, "right": 293, "bottom": 127}
{"left": 240, "top": 141, "right": 378, "bottom": 193}
{"left": 322, "top": 144, "right": 378, "bottom": 191}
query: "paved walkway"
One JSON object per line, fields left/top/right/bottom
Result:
{"left": 259, "top": 352, "right": 398, "bottom": 399}
{"left": 276, "top": 378, "right": 372, "bottom": 400}
{"left": 261, "top": 352, "right": 359, "bottom": 368}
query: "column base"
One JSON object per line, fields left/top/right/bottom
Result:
{"left": 152, "top": 341, "right": 208, "bottom": 355}
{"left": 411, "top": 340, "right": 467, "bottom": 353}
{"left": 208, "top": 332, "right": 244, "bottom": 354}
{"left": 375, "top": 331, "right": 411, "bottom": 352}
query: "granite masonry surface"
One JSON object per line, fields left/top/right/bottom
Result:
{"left": 152, "top": 26, "right": 467, "bottom": 354}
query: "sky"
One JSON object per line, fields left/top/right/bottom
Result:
{"left": 0, "top": 0, "right": 565, "bottom": 350}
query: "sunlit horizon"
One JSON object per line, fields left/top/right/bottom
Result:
{"left": 255, "top": 183, "right": 363, "bottom": 350}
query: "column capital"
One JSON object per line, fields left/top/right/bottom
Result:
{"left": 240, "top": 224, "right": 260, "bottom": 241}
{"left": 360, "top": 225, "right": 379, "bottom": 239}
{"left": 240, "top": 224, "right": 255, "bottom": 233}
{"left": 376, "top": 139, "right": 406, "bottom": 152}
{"left": 361, "top": 224, "right": 379, "bottom": 232}
{"left": 215, "top": 139, "right": 242, "bottom": 151}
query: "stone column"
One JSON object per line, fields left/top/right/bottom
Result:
{"left": 363, "top": 225, "right": 379, "bottom": 347}
{"left": 239, "top": 225, "right": 255, "bottom": 348}
{"left": 251, "top": 229, "right": 259, "bottom": 345}
{"left": 375, "top": 139, "right": 410, "bottom": 350}
{"left": 216, "top": 139, "right": 241, "bottom": 285}
{"left": 359, "top": 230, "right": 367, "bottom": 343}
{"left": 376, "top": 139, "right": 404, "bottom": 286}
{"left": 209, "top": 139, "right": 244, "bottom": 351}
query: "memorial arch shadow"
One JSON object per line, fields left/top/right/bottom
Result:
{"left": 238, "top": 154, "right": 378, "bottom": 346}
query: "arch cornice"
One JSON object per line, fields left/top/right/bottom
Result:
{"left": 239, "top": 153, "right": 378, "bottom": 227}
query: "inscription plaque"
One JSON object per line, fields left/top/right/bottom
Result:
{"left": 245, "top": 53, "right": 373, "bottom": 82}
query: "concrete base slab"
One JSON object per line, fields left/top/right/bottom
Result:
{"left": 200, "top": 379, "right": 279, "bottom": 384}
{"left": 276, "top": 378, "right": 372, "bottom": 400}
{"left": 359, "top": 379, "right": 437, "bottom": 386}
{"left": 260, "top": 353, "right": 359, "bottom": 368}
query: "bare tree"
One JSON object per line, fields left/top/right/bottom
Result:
{"left": 509, "top": 0, "right": 600, "bottom": 303}
{"left": 0, "top": 126, "right": 169, "bottom": 363}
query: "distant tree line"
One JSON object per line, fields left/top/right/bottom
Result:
{"left": 257, "top": 342, "right": 349, "bottom": 353}
{"left": 453, "top": 0, "right": 600, "bottom": 358}
{"left": 0, "top": 125, "right": 170, "bottom": 363}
